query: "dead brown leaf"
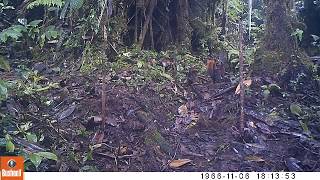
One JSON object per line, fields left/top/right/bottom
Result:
{"left": 235, "top": 79, "right": 252, "bottom": 95}
{"left": 169, "top": 159, "right": 192, "bottom": 168}
{"left": 92, "top": 131, "right": 104, "bottom": 144}
{"left": 178, "top": 104, "right": 188, "bottom": 117}
{"left": 245, "top": 155, "right": 265, "bottom": 162}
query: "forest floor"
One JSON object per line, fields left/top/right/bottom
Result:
{"left": 2, "top": 59, "right": 320, "bottom": 172}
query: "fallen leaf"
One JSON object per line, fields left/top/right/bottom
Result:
{"left": 245, "top": 143, "right": 266, "bottom": 149}
{"left": 57, "top": 103, "right": 76, "bottom": 121}
{"left": 248, "top": 121, "right": 256, "bottom": 128}
{"left": 89, "top": 116, "right": 119, "bottom": 127}
{"left": 90, "top": 116, "right": 102, "bottom": 122}
{"left": 178, "top": 104, "right": 188, "bottom": 117}
{"left": 118, "top": 146, "right": 128, "bottom": 155}
{"left": 235, "top": 79, "right": 252, "bottom": 94}
{"left": 92, "top": 131, "right": 104, "bottom": 144}
{"left": 245, "top": 155, "right": 265, "bottom": 162}
{"left": 169, "top": 159, "right": 192, "bottom": 168}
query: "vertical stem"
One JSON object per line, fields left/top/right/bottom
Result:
{"left": 150, "top": 17, "right": 154, "bottom": 49}
{"left": 138, "top": 0, "right": 157, "bottom": 48}
{"left": 239, "top": 22, "right": 245, "bottom": 134}
{"left": 221, "top": 0, "right": 228, "bottom": 37}
{"left": 101, "top": 76, "right": 107, "bottom": 129}
{"left": 134, "top": 4, "right": 138, "bottom": 43}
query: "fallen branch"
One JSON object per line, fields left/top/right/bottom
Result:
{"left": 211, "top": 85, "right": 237, "bottom": 98}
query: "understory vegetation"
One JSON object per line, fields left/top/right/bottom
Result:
{"left": 0, "top": 0, "right": 320, "bottom": 171}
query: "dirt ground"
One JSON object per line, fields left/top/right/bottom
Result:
{"left": 5, "top": 69, "right": 317, "bottom": 172}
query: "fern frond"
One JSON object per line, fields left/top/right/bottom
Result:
{"left": 27, "top": 0, "right": 64, "bottom": 9}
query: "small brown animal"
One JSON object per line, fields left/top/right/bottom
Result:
{"left": 207, "top": 58, "right": 225, "bottom": 82}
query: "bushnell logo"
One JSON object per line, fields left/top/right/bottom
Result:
{"left": 8, "top": 159, "right": 17, "bottom": 168}
{"left": 0, "top": 156, "right": 24, "bottom": 180}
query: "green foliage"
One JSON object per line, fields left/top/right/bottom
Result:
{"left": 228, "top": 0, "right": 246, "bottom": 22}
{"left": 0, "top": 0, "right": 14, "bottom": 13}
{"left": 5, "top": 134, "right": 15, "bottom": 152}
{"left": 0, "top": 55, "right": 10, "bottom": 71}
{"left": 0, "top": 25, "right": 27, "bottom": 42}
{"left": 60, "top": 0, "right": 84, "bottom": 19}
{"left": 291, "top": 28, "right": 304, "bottom": 42}
{"left": 26, "top": 151, "right": 58, "bottom": 169}
{"left": 27, "top": 0, "right": 64, "bottom": 9}
{"left": 1, "top": 129, "right": 58, "bottom": 170}
{"left": 0, "top": 19, "right": 60, "bottom": 49}
{"left": 290, "top": 103, "right": 302, "bottom": 116}
{"left": 0, "top": 79, "right": 8, "bottom": 102}
{"left": 112, "top": 46, "right": 204, "bottom": 90}
{"left": 0, "top": 0, "right": 14, "bottom": 27}
{"left": 39, "top": 25, "right": 60, "bottom": 47}
{"left": 288, "top": 103, "right": 317, "bottom": 136}
{"left": 80, "top": 43, "right": 105, "bottom": 74}
{"left": 261, "top": 83, "right": 281, "bottom": 99}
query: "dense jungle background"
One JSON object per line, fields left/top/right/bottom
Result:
{"left": 1, "top": 0, "right": 320, "bottom": 172}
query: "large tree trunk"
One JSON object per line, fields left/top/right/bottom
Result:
{"left": 253, "top": 0, "right": 299, "bottom": 77}
{"left": 264, "top": 0, "right": 297, "bottom": 53}
{"left": 176, "top": 0, "right": 191, "bottom": 48}
{"left": 253, "top": 0, "right": 315, "bottom": 92}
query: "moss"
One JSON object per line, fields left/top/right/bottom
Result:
{"left": 253, "top": 50, "right": 287, "bottom": 76}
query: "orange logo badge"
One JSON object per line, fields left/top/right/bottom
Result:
{"left": 0, "top": 156, "right": 24, "bottom": 180}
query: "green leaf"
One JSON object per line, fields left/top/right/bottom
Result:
{"left": 290, "top": 103, "right": 302, "bottom": 116}
{"left": 28, "top": 20, "right": 43, "bottom": 27}
{"left": 0, "top": 55, "right": 10, "bottom": 71}
{"left": 0, "top": 25, "right": 27, "bottom": 42}
{"left": 6, "top": 140, "right": 15, "bottom": 152}
{"left": 268, "top": 83, "right": 281, "bottom": 91}
{"left": 263, "top": 89, "right": 270, "bottom": 98}
{"left": 26, "top": 133, "right": 38, "bottom": 143}
{"left": 35, "top": 152, "right": 58, "bottom": 161}
{"left": 160, "top": 72, "right": 174, "bottom": 81}
{"left": 0, "top": 80, "right": 8, "bottom": 101}
{"left": 29, "top": 153, "right": 43, "bottom": 168}
{"left": 137, "top": 61, "right": 144, "bottom": 68}
{"left": 291, "top": 29, "right": 304, "bottom": 42}
{"left": 299, "top": 120, "right": 310, "bottom": 134}
{"left": 27, "top": 0, "right": 64, "bottom": 9}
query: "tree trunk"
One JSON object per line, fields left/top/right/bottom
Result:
{"left": 264, "top": 0, "right": 297, "bottom": 53}
{"left": 176, "top": 0, "right": 191, "bottom": 48}
{"left": 253, "top": 0, "right": 299, "bottom": 77}
{"left": 253, "top": 0, "right": 315, "bottom": 92}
